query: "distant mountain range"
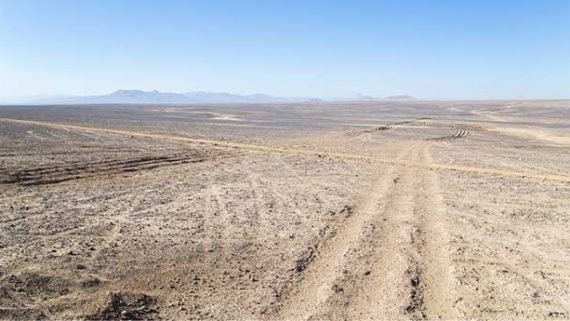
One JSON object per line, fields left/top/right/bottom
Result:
{"left": 40, "top": 90, "right": 304, "bottom": 104}
{"left": 384, "top": 95, "right": 416, "bottom": 101}
{"left": 349, "top": 94, "right": 417, "bottom": 101}
{"left": 0, "top": 90, "right": 416, "bottom": 104}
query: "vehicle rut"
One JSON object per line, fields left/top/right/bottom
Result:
{"left": 276, "top": 143, "right": 418, "bottom": 320}
{"left": 429, "top": 129, "right": 471, "bottom": 141}
{"left": 276, "top": 142, "right": 456, "bottom": 320}
{"left": 0, "top": 150, "right": 241, "bottom": 185}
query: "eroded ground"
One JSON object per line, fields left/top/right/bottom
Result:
{"left": 0, "top": 101, "right": 569, "bottom": 320}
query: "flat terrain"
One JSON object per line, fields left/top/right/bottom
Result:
{"left": 0, "top": 101, "right": 569, "bottom": 320}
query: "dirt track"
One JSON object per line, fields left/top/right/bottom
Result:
{"left": 278, "top": 142, "right": 456, "bottom": 320}
{"left": 0, "top": 101, "right": 569, "bottom": 320}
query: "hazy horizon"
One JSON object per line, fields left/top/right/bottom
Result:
{"left": 1, "top": 0, "right": 569, "bottom": 100}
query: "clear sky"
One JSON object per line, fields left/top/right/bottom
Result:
{"left": 1, "top": 0, "right": 569, "bottom": 99}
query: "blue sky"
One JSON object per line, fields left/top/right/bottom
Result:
{"left": 0, "top": 0, "right": 569, "bottom": 99}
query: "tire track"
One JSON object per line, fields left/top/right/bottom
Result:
{"left": 344, "top": 118, "right": 434, "bottom": 137}
{"left": 340, "top": 142, "right": 454, "bottom": 320}
{"left": 345, "top": 125, "right": 392, "bottom": 137}
{"left": 276, "top": 143, "right": 419, "bottom": 320}
{"left": 412, "top": 143, "right": 456, "bottom": 319}
{"left": 0, "top": 151, "right": 241, "bottom": 185}
{"left": 428, "top": 129, "right": 471, "bottom": 141}
{"left": 277, "top": 142, "right": 456, "bottom": 320}
{"left": 340, "top": 146, "right": 422, "bottom": 320}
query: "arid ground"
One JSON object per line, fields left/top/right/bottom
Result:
{"left": 0, "top": 101, "right": 569, "bottom": 320}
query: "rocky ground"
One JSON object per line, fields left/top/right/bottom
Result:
{"left": 0, "top": 101, "right": 568, "bottom": 320}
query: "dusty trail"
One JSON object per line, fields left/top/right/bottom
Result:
{"left": 276, "top": 142, "right": 418, "bottom": 320}
{"left": 342, "top": 142, "right": 455, "bottom": 320}
{"left": 1, "top": 117, "right": 568, "bottom": 184}
{"left": 416, "top": 144, "right": 456, "bottom": 319}
{"left": 277, "top": 142, "right": 456, "bottom": 320}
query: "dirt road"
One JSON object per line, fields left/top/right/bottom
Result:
{"left": 276, "top": 142, "right": 456, "bottom": 320}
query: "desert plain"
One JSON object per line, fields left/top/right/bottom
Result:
{"left": 0, "top": 101, "right": 569, "bottom": 320}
